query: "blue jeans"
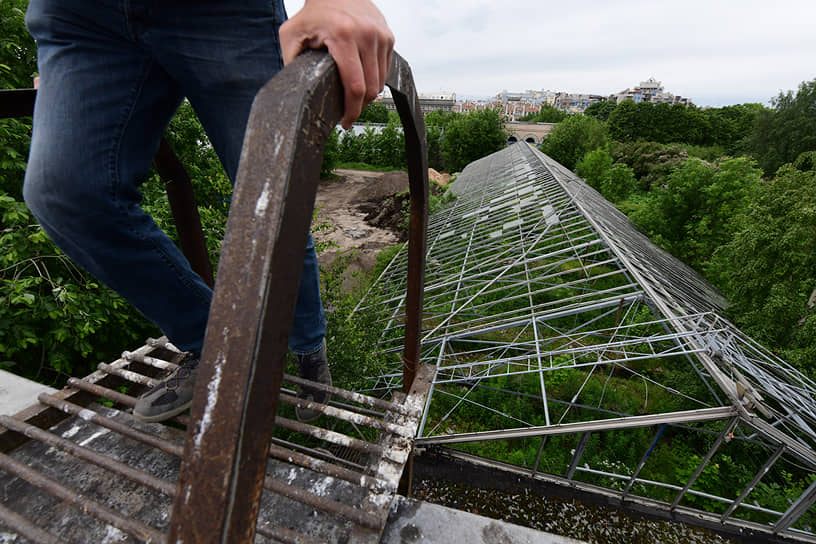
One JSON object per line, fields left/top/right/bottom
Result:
{"left": 23, "top": 0, "right": 326, "bottom": 356}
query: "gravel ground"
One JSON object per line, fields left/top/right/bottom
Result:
{"left": 412, "top": 479, "right": 742, "bottom": 544}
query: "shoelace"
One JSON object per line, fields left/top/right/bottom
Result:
{"left": 165, "top": 356, "right": 199, "bottom": 391}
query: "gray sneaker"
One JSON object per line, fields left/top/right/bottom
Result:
{"left": 295, "top": 341, "right": 332, "bottom": 423}
{"left": 133, "top": 353, "right": 199, "bottom": 423}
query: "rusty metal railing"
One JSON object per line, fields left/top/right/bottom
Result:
{"left": 169, "top": 49, "right": 428, "bottom": 543}
{"left": 0, "top": 49, "right": 430, "bottom": 543}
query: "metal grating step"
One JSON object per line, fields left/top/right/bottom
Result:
{"left": 0, "top": 337, "right": 433, "bottom": 543}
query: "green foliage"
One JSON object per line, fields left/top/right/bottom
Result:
{"left": 539, "top": 114, "right": 607, "bottom": 171}
{"left": 518, "top": 104, "right": 566, "bottom": 123}
{"left": 793, "top": 150, "right": 816, "bottom": 172}
{"left": 600, "top": 163, "right": 636, "bottom": 202}
{"left": 631, "top": 157, "right": 761, "bottom": 273}
{"left": 583, "top": 100, "right": 617, "bottom": 122}
{"left": 610, "top": 140, "right": 689, "bottom": 191}
{"left": 575, "top": 148, "right": 613, "bottom": 190}
{"left": 1, "top": 0, "right": 37, "bottom": 199}
{"left": 607, "top": 100, "right": 711, "bottom": 145}
{"left": 713, "top": 164, "right": 816, "bottom": 371}
{"left": 356, "top": 101, "right": 389, "bottom": 124}
{"left": 320, "top": 127, "right": 340, "bottom": 177}
{"left": 748, "top": 79, "right": 816, "bottom": 175}
{"left": 1, "top": 0, "right": 37, "bottom": 89}
{"left": 704, "top": 103, "right": 767, "bottom": 155}
{"left": 336, "top": 120, "right": 407, "bottom": 169}
{"left": 319, "top": 251, "right": 396, "bottom": 390}
{"left": 0, "top": 193, "right": 157, "bottom": 379}
{"left": 440, "top": 109, "right": 507, "bottom": 172}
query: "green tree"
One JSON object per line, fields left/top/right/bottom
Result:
{"left": 631, "top": 157, "right": 761, "bottom": 272}
{"left": 575, "top": 147, "right": 613, "bottom": 190}
{"left": 357, "top": 101, "right": 389, "bottom": 124}
{"left": 1, "top": 0, "right": 38, "bottom": 199}
{"left": 583, "top": 100, "right": 617, "bottom": 122}
{"left": 748, "top": 79, "right": 816, "bottom": 175}
{"left": 704, "top": 103, "right": 767, "bottom": 153}
{"left": 519, "top": 104, "right": 566, "bottom": 123}
{"left": 713, "top": 163, "right": 816, "bottom": 372}
{"left": 539, "top": 114, "right": 607, "bottom": 171}
{"left": 1, "top": 0, "right": 37, "bottom": 89}
{"left": 600, "top": 163, "right": 636, "bottom": 202}
{"left": 441, "top": 109, "right": 507, "bottom": 172}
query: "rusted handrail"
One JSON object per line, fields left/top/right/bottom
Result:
{"left": 168, "top": 50, "right": 427, "bottom": 543}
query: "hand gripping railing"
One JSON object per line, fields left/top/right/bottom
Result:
{"left": 167, "top": 50, "right": 428, "bottom": 543}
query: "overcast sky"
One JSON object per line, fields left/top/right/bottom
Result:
{"left": 284, "top": 0, "right": 816, "bottom": 107}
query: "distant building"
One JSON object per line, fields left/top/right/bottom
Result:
{"left": 612, "top": 78, "right": 693, "bottom": 106}
{"left": 379, "top": 90, "right": 456, "bottom": 114}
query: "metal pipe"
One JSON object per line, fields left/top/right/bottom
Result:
{"left": 0, "top": 452, "right": 165, "bottom": 543}
{"left": 0, "top": 415, "right": 175, "bottom": 497}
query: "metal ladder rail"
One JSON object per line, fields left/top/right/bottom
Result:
{"left": 168, "top": 50, "right": 428, "bottom": 543}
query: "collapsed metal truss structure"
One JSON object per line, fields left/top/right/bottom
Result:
{"left": 356, "top": 143, "right": 816, "bottom": 541}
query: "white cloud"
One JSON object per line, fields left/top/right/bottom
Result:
{"left": 284, "top": 0, "right": 816, "bottom": 105}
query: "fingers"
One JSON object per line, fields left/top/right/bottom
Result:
{"left": 278, "top": 0, "right": 394, "bottom": 129}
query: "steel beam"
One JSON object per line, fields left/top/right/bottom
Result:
{"left": 416, "top": 406, "right": 737, "bottom": 445}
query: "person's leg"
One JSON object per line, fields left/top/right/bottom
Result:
{"left": 23, "top": 0, "right": 213, "bottom": 356}
{"left": 145, "top": 0, "right": 326, "bottom": 355}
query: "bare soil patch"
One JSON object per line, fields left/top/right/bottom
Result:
{"left": 314, "top": 169, "right": 410, "bottom": 292}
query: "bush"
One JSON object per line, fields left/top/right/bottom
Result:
{"left": 441, "top": 109, "right": 507, "bottom": 172}
{"left": 539, "top": 115, "right": 607, "bottom": 171}
{"left": 575, "top": 148, "right": 613, "bottom": 190}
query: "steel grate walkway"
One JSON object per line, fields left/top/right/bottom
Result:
{"left": 0, "top": 337, "right": 433, "bottom": 543}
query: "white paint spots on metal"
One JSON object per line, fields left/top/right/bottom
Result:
{"left": 194, "top": 351, "right": 225, "bottom": 456}
{"left": 254, "top": 180, "right": 271, "bottom": 218}
{"left": 100, "top": 525, "right": 126, "bottom": 544}
{"left": 62, "top": 425, "right": 81, "bottom": 439}
{"left": 78, "top": 428, "right": 109, "bottom": 447}
{"left": 78, "top": 409, "right": 96, "bottom": 422}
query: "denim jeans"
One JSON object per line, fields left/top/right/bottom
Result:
{"left": 23, "top": 0, "right": 326, "bottom": 356}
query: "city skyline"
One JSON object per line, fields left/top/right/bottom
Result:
{"left": 283, "top": 0, "right": 816, "bottom": 108}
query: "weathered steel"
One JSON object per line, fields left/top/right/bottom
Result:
{"left": 0, "top": 414, "right": 175, "bottom": 496}
{"left": 168, "top": 49, "right": 427, "bottom": 543}
{"left": 386, "top": 55, "right": 429, "bottom": 393}
{"left": 283, "top": 373, "right": 418, "bottom": 416}
{"left": 0, "top": 88, "right": 35, "bottom": 118}
{"left": 262, "top": 473, "right": 382, "bottom": 530}
{"left": 0, "top": 503, "right": 64, "bottom": 544}
{"left": 37, "top": 393, "right": 184, "bottom": 457}
{"left": 0, "top": 341, "right": 157, "bottom": 453}
{"left": 0, "top": 452, "right": 165, "bottom": 543}
{"left": 278, "top": 392, "right": 414, "bottom": 436}
{"left": 266, "top": 443, "right": 393, "bottom": 493}
{"left": 152, "top": 138, "right": 215, "bottom": 288}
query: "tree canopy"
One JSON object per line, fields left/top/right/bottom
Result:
{"left": 539, "top": 114, "right": 606, "bottom": 170}
{"left": 440, "top": 109, "right": 507, "bottom": 172}
{"left": 519, "top": 104, "right": 566, "bottom": 123}
{"left": 748, "top": 79, "right": 816, "bottom": 175}
{"left": 356, "top": 101, "right": 390, "bottom": 124}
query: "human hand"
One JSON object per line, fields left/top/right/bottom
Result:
{"left": 280, "top": 0, "right": 394, "bottom": 129}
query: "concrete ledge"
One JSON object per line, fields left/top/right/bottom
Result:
{"left": 0, "top": 371, "right": 56, "bottom": 416}
{"left": 382, "top": 495, "right": 585, "bottom": 544}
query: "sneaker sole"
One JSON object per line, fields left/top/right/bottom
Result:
{"left": 132, "top": 400, "right": 193, "bottom": 423}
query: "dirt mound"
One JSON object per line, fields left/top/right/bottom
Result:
{"left": 429, "top": 168, "right": 452, "bottom": 186}
{"left": 353, "top": 170, "right": 409, "bottom": 201}
{"left": 314, "top": 169, "right": 408, "bottom": 293}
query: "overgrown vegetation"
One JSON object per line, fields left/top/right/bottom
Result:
{"left": 323, "top": 103, "right": 508, "bottom": 174}
{"left": 539, "top": 79, "right": 816, "bottom": 381}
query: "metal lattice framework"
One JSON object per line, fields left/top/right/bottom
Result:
{"left": 355, "top": 143, "right": 816, "bottom": 541}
